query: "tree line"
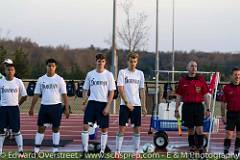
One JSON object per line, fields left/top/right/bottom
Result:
{"left": 0, "top": 37, "right": 239, "bottom": 81}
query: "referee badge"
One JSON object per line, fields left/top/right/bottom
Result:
{"left": 195, "top": 86, "right": 201, "bottom": 93}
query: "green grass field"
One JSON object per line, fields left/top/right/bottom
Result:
{"left": 0, "top": 151, "right": 238, "bottom": 160}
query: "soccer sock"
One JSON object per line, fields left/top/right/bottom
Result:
{"left": 133, "top": 133, "right": 140, "bottom": 153}
{"left": 224, "top": 138, "right": 231, "bottom": 154}
{"left": 116, "top": 133, "right": 124, "bottom": 153}
{"left": 81, "top": 131, "right": 89, "bottom": 152}
{"left": 0, "top": 134, "right": 5, "bottom": 154}
{"left": 101, "top": 132, "right": 108, "bottom": 153}
{"left": 52, "top": 132, "right": 60, "bottom": 153}
{"left": 34, "top": 132, "right": 44, "bottom": 153}
{"left": 188, "top": 135, "right": 195, "bottom": 149}
{"left": 14, "top": 132, "right": 23, "bottom": 152}
{"left": 196, "top": 134, "right": 204, "bottom": 149}
{"left": 234, "top": 137, "right": 240, "bottom": 155}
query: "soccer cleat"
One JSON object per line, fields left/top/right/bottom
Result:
{"left": 234, "top": 150, "right": 239, "bottom": 156}
{"left": 224, "top": 149, "right": 229, "bottom": 155}
{"left": 114, "top": 152, "right": 121, "bottom": 160}
{"left": 234, "top": 151, "right": 240, "bottom": 160}
{"left": 80, "top": 151, "right": 87, "bottom": 159}
{"left": 99, "top": 151, "right": 105, "bottom": 159}
{"left": 31, "top": 151, "right": 39, "bottom": 158}
{"left": 18, "top": 151, "right": 25, "bottom": 159}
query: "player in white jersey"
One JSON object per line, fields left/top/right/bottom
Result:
{"left": 0, "top": 59, "right": 14, "bottom": 139}
{"left": 81, "top": 54, "right": 116, "bottom": 159}
{"left": 0, "top": 63, "right": 27, "bottom": 157}
{"left": 115, "top": 53, "right": 147, "bottom": 160}
{"left": 28, "top": 58, "right": 69, "bottom": 154}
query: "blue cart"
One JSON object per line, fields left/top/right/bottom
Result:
{"left": 150, "top": 116, "right": 216, "bottom": 149}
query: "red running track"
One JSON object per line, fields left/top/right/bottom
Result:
{"left": 3, "top": 113, "right": 229, "bottom": 154}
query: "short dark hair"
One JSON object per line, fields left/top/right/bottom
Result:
{"left": 6, "top": 63, "right": 15, "bottom": 68}
{"left": 232, "top": 67, "right": 240, "bottom": 74}
{"left": 96, "top": 53, "right": 106, "bottom": 61}
{"left": 46, "top": 58, "right": 57, "bottom": 65}
{"left": 127, "top": 52, "right": 139, "bottom": 60}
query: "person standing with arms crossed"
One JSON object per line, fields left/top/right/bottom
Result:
{"left": 175, "top": 61, "right": 210, "bottom": 156}
{"left": 81, "top": 53, "right": 115, "bottom": 159}
{"left": 221, "top": 67, "right": 240, "bottom": 157}
{"left": 115, "top": 52, "right": 147, "bottom": 160}
{"left": 29, "top": 58, "right": 69, "bottom": 154}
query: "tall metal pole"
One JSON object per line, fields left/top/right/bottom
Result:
{"left": 112, "top": 0, "right": 117, "bottom": 79}
{"left": 112, "top": 0, "right": 117, "bottom": 114}
{"left": 155, "top": 0, "right": 159, "bottom": 116}
{"left": 171, "top": 0, "right": 175, "bottom": 83}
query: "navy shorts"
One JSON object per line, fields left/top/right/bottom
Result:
{"left": 226, "top": 111, "right": 240, "bottom": 131}
{"left": 119, "top": 105, "right": 141, "bottom": 127}
{"left": 0, "top": 106, "right": 20, "bottom": 132}
{"left": 84, "top": 100, "right": 109, "bottom": 129}
{"left": 37, "top": 103, "right": 62, "bottom": 128}
{"left": 182, "top": 103, "right": 204, "bottom": 128}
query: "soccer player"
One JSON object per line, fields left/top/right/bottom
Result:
{"left": 175, "top": 61, "right": 210, "bottom": 155}
{"left": 28, "top": 58, "right": 69, "bottom": 153}
{"left": 115, "top": 52, "right": 147, "bottom": 160}
{"left": 81, "top": 53, "right": 115, "bottom": 158}
{"left": 0, "top": 63, "right": 27, "bottom": 156}
{"left": 221, "top": 67, "right": 240, "bottom": 156}
{"left": 0, "top": 59, "right": 14, "bottom": 139}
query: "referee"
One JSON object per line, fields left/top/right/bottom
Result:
{"left": 175, "top": 61, "right": 210, "bottom": 155}
{"left": 221, "top": 67, "right": 240, "bottom": 156}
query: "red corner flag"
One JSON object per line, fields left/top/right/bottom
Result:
{"left": 209, "top": 73, "right": 218, "bottom": 94}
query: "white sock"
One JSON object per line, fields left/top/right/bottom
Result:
{"left": 133, "top": 134, "right": 140, "bottom": 153}
{"left": 52, "top": 132, "right": 60, "bottom": 153}
{"left": 53, "top": 147, "right": 59, "bottom": 153}
{"left": 0, "top": 135, "right": 5, "bottom": 154}
{"left": 116, "top": 133, "right": 124, "bottom": 153}
{"left": 34, "top": 132, "right": 44, "bottom": 153}
{"left": 34, "top": 147, "right": 40, "bottom": 153}
{"left": 101, "top": 132, "right": 108, "bottom": 153}
{"left": 15, "top": 133, "right": 23, "bottom": 152}
{"left": 81, "top": 131, "right": 89, "bottom": 152}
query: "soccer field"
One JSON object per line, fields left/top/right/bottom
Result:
{"left": 6, "top": 82, "right": 224, "bottom": 160}
{"left": 1, "top": 152, "right": 238, "bottom": 160}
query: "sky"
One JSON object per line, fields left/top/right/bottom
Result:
{"left": 0, "top": 0, "right": 239, "bottom": 52}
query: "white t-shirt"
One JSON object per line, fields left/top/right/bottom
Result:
{"left": 34, "top": 74, "right": 67, "bottom": 105}
{"left": 117, "top": 68, "right": 145, "bottom": 106}
{"left": 0, "top": 77, "right": 27, "bottom": 106}
{"left": 83, "top": 69, "right": 116, "bottom": 102}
